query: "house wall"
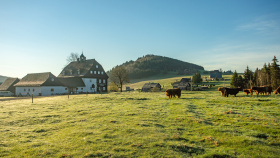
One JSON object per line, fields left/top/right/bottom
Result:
{"left": 41, "top": 86, "right": 68, "bottom": 96}
{"left": 16, "top": 86, "right": 68, "bottom": 96}
{"left": 82, "top": 78, "right": 97, "bottom": 93}
{"left": 16, "top": 87, "right": 42, "bottom": 96}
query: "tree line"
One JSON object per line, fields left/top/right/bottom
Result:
{"left": 231, "top": 56, "right": 280, "bottom": 89}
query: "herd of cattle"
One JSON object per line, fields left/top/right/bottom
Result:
{"left": 165, "top": 86, "right": 280, "bottom": 98}
{"left": 218, "top": 86, "right": 280, "bottom": 97}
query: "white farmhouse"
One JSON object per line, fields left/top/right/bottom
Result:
{"left": 14, "top": 72, "right": 67, "bottom": 96}
{"left": 57, "top": 53, "right": 109, "bottom": 94}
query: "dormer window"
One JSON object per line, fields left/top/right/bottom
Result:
{"left": 96, "top": 65, "right": 99, "bottom": 68}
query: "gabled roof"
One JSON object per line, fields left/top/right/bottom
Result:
{"left": 0, "top": 78, "right": 20, "bottom": 92}
{"left": 14, "top": 72, "right": 63, "bottom": 87}
{"left": 57, "top": 77, "right": 85, "bottom": 88}
{"left": 142, "top": 83, "right": 161, "bottom": 89}
{"left": 180, "top": 78, "right": 191, "bottom": 83}
{"left": 58, "top": 59, "right": 109, "bottom": 79}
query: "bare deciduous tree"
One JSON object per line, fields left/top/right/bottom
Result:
{"left": 66, "top": 53, "right": 79, "bottom": 63}
{"left": 109, "top": 66, "right": 129, "bottom": 92}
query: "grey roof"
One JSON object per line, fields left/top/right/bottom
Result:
{"left": 14, "top": 72, "right": 63, "bottom": 87}
{"left": 180, "top": 78, "right": 191, "bottom": 83}
{"left": 58, "top": 59, "right": 109, "bottom": 79}
{"left": 57, "top": 77, "right": 85, "bottom": 88}
{"left": 142, "top": 83, "right": 161, "bottom": 89}
{"left": 0, "top": 78, "right": 20, "bottom": 93}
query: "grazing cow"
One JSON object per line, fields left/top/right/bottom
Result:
{"left": 243, "top": 89, "right": 253, "bottom": 95}
{"left": 274, "top": 86, "right": 280, "bottom": 94}
{"left": 261, "top": 86, "right": 273, "bottom": 95}
{"left": 165, "top": 88, "right": 181, "bottom": 98}
{"left": 252, "top": 87, "right": 267, "bottom": 96}
{"left": 218, "top": 87, "right": 226, "bottom": 96}
{"left": 224, "top": 88, "right": 242, "bottom": 97}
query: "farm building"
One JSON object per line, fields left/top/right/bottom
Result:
{"left": 210, "top": 70, "right": 222, "bottom": 80}
{"left": 141, "top": 83, "right": 161, "bottom": 92}
{"left": 172, "top": 78, "right": 191, "bottom": 90}
{"left": 14, "top": 72, "right": 67, "bottom": 96}
{"left": 0, "top": 78, "right": 20, "bottom": 96}
{"left": 58, "top": 53, "right": 109, "bottom": 93}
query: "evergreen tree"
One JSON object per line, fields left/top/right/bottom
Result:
{"left": 270, "top": 56, "right": 280, "bottom": 89}
{"left": 243, "top": 66, "right": 253, "bottom": 88}
{"left": 192, "top": 72, "right": 202, "bottom": 85}
{"left": 230, "top": 70, "right": 238, "bottom": 88}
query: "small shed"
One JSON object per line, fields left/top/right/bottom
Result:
{"left": 141, "top": 83, "right": 161, "bottom": 92}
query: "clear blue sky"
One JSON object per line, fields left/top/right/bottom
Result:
{"left": 1, "top": 0, "right": 280, "bottom": 78}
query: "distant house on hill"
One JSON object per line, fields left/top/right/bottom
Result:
{"left": 58, "top": 53, "right": 109, "bottom": 93}
{"left": 141, "top": 83, "right": 161, "bottom": 92}
{"left": 210, "top": 70, "right": 222, "bottom": 80}
{"left": 0, "top": 78, "right": 20, "bottom": 96}
{"left": 172, "top": 78, "right": 191, "bottom": 90}
{"left": 14, "top": 72, "right": 67, "bottom": 96}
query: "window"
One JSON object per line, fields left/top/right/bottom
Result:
{"left": 69, "top": 71, "right": 72, "bottom": 75}
{"left": 103, "top": 79, "right": 106, "bottom": 83}
{"left": 65, "top": 88, "right": 68, "bottom": 90}
{"left": 51, "top": 78, "right": 54, "bottom": 82}
{"left": 81, "top": 88, "right": 83, "bottom": 90}
{"left": 94, "top": 71, "right": 96, "bottom": 74}
{"left": 101, "top": 71, "right": 104, "bottom": 75}
{"left": 103, "top": 87, "right": 106, "bottom": 91}
{"left": 99, "top": 79, "right": 102, "bottom": 83}
{"left": 76, "top": 88, "right": 78, "bottom": 90}
{"left": 90, "top": 71, "right": 93, "bottom": 74}
{"left": 51, "top": 88, "right": 54, "bottom": 92}
{"left": 24, "top": 89, "right": 26, "bottom": 91}
{"left": 96, "top": 65, "right": 99, "bottom": 68}
{"left": 28, "top": 89, "right": 30, "bottom": 91}
{"left": 77, "top": 69, "right": 80, "bottom": 75}
{"left": 98, "top": 71, "right": 100, "bottom": 74}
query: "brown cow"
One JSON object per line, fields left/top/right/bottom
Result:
{"left": 275, "top": 86, "right": 280, "bottom": 94}
{"left": 261, "top": 86, "right": 273, "bottom": 95}
{"left": 243, "top": 89, "right": 253, "bottom": 95}
{"left": 165, "top": 88, "right": 181, "bottom": 98}
{"left": 252, "top": 87, "right": 267, "bottom": 96}
{"left": 218, "top": 87, "right": 226, "bottom": 96}
{"left": 224, "top": 88, "right": 242, "bottom": 97}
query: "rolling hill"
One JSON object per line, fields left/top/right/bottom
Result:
{"left": 108, "top": 54, "right": 204, "bottom": 80}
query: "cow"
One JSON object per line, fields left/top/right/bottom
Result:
{"left": 218, "top": 87, "right": 226, "bottom": 96}
{"left": 261, "top": 86, "right": 273, "bottom": 95}
{"left": 274, "top": 86, "right": 280, "bottom": 94}
{"left": 224, "top": 88, "right": 242, "bottom": 97}
{"left": 252, "top": 87, "right": 267, "bottom": 96}
{"left": 243, "top": 89, "right": 253, "bottom": 95}
{"left": 165, "top": 88, "right": 181, "bottom": 98}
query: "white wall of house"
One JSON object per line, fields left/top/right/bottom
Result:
{"left": 82, "top": 78, "right": 97, "bottom": 93}
{"left": 16, "top": 86, "right": 68, "bottom": 96}
{"left": 16, "top": 87, "right": 42, "bottom": 96}
{"left": 41, "top": 86, "right": 68, "bottom": 96}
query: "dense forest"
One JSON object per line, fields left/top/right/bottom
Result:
{"left": 107, "top": 54, "right": 204, "bottom": 80}
{"left": 231, "top": 56, "right": 280, "bottom": 89}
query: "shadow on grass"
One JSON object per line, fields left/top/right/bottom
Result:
{"left": 170, "top": 144, "right": 205, "bottom": 155}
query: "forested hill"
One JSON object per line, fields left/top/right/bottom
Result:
{"left": 110, "top": 54, "right": 204, "bottom": 80}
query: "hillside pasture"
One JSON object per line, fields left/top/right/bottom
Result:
{"left": 1, "top": 88, "right": 280, "bottom": 157}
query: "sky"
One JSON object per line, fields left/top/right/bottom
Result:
{"left": 1, "top": 0, "right": 280, "bottom": 78}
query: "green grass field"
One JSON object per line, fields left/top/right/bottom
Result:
{"left": 1, "top": 76, "right": 280, "bottom": 157}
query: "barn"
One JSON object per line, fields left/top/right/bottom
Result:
{"left": 14, "top": 72, "right": 67, "bottom": 96}
{"left": 141, "top": 83, "right": 161, "bottom": 92}
{"left": 172, "top": 78, "right": 191, "bottom": 90}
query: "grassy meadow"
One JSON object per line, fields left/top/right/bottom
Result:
{"left": 1, "top": 76, "right": 280, "bottom": 157}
